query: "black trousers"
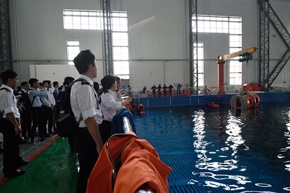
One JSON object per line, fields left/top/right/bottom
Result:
{"left": 42, "top": 106, "right": 53, "bottom": 133}
{"left": 99, "top": 120, "right": 112, "bottom": 144}
{"left": 20, "top": 109, "right": 31, "bottom": 138}
{"left": 75, "top": 129, "right": 99, "bottom": 193}
{"left": 31, "top": 107, "right": 45, "bottom": 139}
{"left": 68, "top": 136, "right": 76, "bottom": 152}
{"left": 2, "top": 119, "right": 23, "bottom": 174}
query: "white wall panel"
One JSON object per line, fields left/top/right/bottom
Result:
{"left": 29, "top": 64, "right": 103, "bottom": 85}
{"left": 119, "top": 0, "right": 187, "bottom": 88}
{"left": 199, "top": 33, "right": 228, "bottom": 87}
{"left": 10, "top": 0, "right": 290, "bottom": 89}
{"left": 10, "top": 0, "right": 103, "bottom": 82}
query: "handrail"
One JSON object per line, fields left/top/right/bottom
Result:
{"left": 122, "top": 117, "right": 155, "bottom": 193}
{"left": 122, "top": 117, "right": 133, "bottom": 133}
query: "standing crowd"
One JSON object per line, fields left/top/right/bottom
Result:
{"left": 0, "top": 50, "right": 131, "bottom": 193}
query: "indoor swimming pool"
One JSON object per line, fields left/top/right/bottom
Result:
{"left": 134, "top": 102, "right": 290, "bottom": 192}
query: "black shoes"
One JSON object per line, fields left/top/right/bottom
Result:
{"left": 4, "top": 169, "right": 25, "bottom": 178}
{"left": 28, "top": 137, "right": 45, "bottom": 143}
{"left": 39, "top": 138, "right": 45, "bottom": 142}
{"left": 17, "top": 160, "right": 29, "bottom": 168}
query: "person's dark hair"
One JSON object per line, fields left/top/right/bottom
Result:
{"left": 43, "top": 80, "right": 51, "bottom": 85}
{"left": 28, "top": 78, "right": 38, "bottom": 87}
{"left": 16, "top": 86, "right": 22, "bottom": 93}
{"left": 100, "top": 75, "right": 116, "bottom": 93}
{"left": 20, "top": 81, "right": 28, "bottom": 87}
{"left": 63, "top": 76, "right": 75, "bottom": 86}
{"left": 53, "top": 81, "right": 59, "bottom": 87}
{"left": 39, "top": 82, "right": 43, "bottom": 87}
{"left": 73, "top": 50, "right": 95, "bottom": 74}
{"left": 0, "top": 69, "right": 18, "bottom": 83}
{"left": 58, "top": 85, "right": 63, "bottom": 91}
{"left": 116, "top": 76, "right": 120, "bottom": 82}
{"left": 93, "top": 82, "right": 99, "bottom": 92}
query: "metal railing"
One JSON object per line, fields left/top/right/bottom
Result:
{"left": 122, "top": 117, "right": 155, "bottom": 193}
{"left": 122, "top": 117, "right": 133, "bottom": 133}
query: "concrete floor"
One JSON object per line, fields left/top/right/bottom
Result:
{"left": 0, "top": 133, "right": 57, "bottom": 179}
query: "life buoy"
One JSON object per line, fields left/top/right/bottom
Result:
{"left": 252, "top": 93, "right": 260, "bottom": 107}
{"left": 184, "top": 89, "right": 190, "bottom": 96}
{"left": 230, "top": 94, "right": 260, "bottom": 110}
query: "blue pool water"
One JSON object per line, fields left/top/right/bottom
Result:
{"left": 134, "top": 102, "right": 290, "bottom": 193}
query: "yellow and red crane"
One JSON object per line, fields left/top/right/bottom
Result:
{"left": 216, "top": 47, "right": 257, "bottom": 94}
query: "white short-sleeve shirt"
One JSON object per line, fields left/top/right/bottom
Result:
{"left": 0, "top": 85, "right": 20, "bottom": 119}
{"left": 100, "top": 89, "right": 122, "bottom": 121}
{"left": 70, "top": 75, "right": 103, "bottom": 127}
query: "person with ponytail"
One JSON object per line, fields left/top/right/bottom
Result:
{"left": 99, "top": 75, "right": 131, "bottom": 143}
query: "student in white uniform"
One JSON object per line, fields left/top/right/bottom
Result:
{"left": 99, "top": 75, "right": 131, "bottom": 143}
{"left": 70, "top": 50, "right": 103, "bottom": 193}
{"left": 41, "top": 80, "right": 56, "bottom": 135}
{"left": 115, "top": 76, "right": 122, "bottom": 101}
{"left": 0, "top": 70, "right": 28, "bottom": 178}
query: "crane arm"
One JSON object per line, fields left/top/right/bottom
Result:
{"left": 217, "top": 47, "right": 257, "bottom": 63}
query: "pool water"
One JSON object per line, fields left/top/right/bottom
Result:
{"left": 134, "top": 102, "right": 290, "bottom": 193}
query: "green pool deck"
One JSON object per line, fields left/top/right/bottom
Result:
{"left": 0, "top": 137, "right": 78, "bottom": 193}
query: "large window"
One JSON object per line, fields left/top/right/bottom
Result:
{"left": 63, "top": 10, "right": 102, "bottom": 30}
{"left": 112, "top": 12, "right": 129, "bottom": 79}
{"left": 67, "top": 40, "right": 80, "bottom": 65}
{"left": 193, "top": 15, "right": 242, "bottom": 85}
{"left": 193, "top": 42, "right": 204, "bottom": 87}
{"left": 63, "top": 10, "right": 129, "bottom": 79}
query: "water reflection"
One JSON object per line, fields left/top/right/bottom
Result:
{"left": 279, "top": 110, "right": 290, "bottom": 172}
{"left": 226, "top": 111, "right": 249, "bottom": 157}
{"left": 190, "top": 109, "right": 277, "bottom": 192}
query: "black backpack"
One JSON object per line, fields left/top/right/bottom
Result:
{"left": 54, "top": 78, "right": 90, "bottom": 137}
{"left": 19, "top": 90, "right": 35, "bottom": 111}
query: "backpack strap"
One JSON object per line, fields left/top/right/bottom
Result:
{"left": 0, "top": 87, "right": 11, "bottom": 92}
{"left": 70, "top": 78, "right": 91, "bottom": 124}
{"left": 72, "top": 78, "right": 91, "bottom": 86}
{"left": 27, "top": 89, "right": 37, "bottom": 107}
{"left": 31, "top": 96, "right": 36, "bottom": 107}
{"left": 73, "top": 78, "right": 100, "bottom": 110}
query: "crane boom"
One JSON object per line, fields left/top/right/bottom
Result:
{"left": 216, "top": 47, "right": 257, "bottom": 94}
{"left": 217, "top": 47, "right": 257, "bottom": 63}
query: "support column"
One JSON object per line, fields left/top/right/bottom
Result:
{"left": 258, "top": 0, "right": 270, "bottom": 91}
{"left": 101, "top": 0, "right": 113, "bottom": 75}
{"left": 189, "top": 0, "right": 198, "bottom": 93}
{"left": 0, "top": 0, "right": 12, "bottom": 72}
{"left": 266, "top": 4, "right": 290, "bottom": 86}
{"left": 217, "top": 62, "right": 225, "bottom": 95}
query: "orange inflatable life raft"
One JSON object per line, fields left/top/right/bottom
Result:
{"left": 86, "top": 133, "right": 172, "bottom": 193}
{"left": 208, "top": 103, "right": 220, "bottom": 108}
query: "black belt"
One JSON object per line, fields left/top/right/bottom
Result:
{"left": 79, "top": 124, "right": 102, "bottom": 131}
{"left": 79, "top": 127, "right": 87, "bottom": 131}
{"left": 1, "top": 117, "right": 19, "bottom": 123}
